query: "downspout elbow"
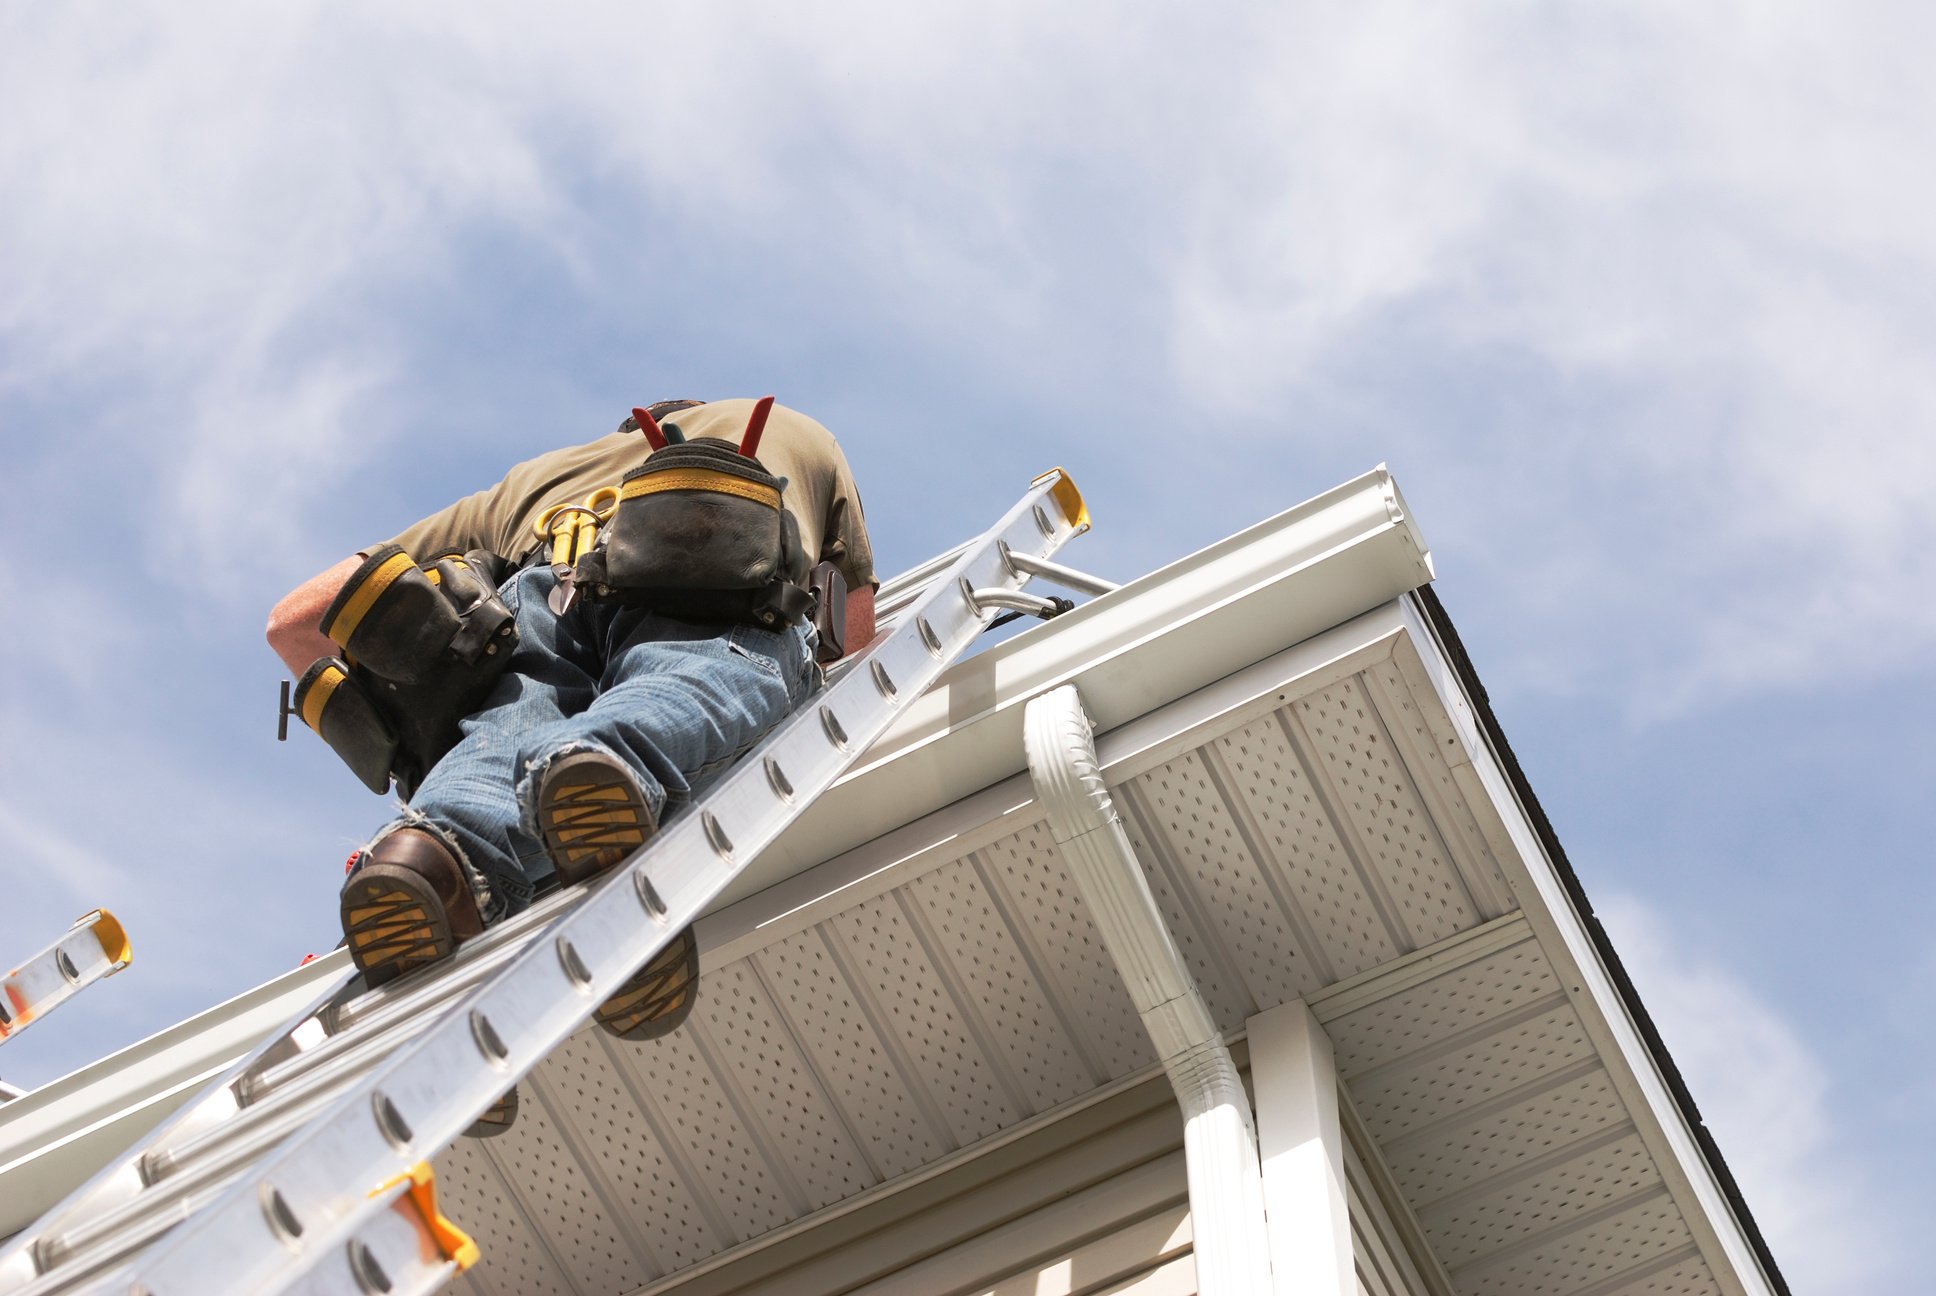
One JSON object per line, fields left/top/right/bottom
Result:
{"left": 1025, "top": 685, "right": 1273, "bottom": 1294}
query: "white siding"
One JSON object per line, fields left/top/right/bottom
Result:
{"left": 1343, "top": 1098, "right": 1450, "bottom": 1296}
{"left": 594, "top": 1058, "right": 1457, "bottom": 1296}
{"left": 640, "top": 1073, "right": 1194, "bottom": 1296}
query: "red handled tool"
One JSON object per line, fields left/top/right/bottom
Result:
{"left": 739, "top": 395, "right": 775, "bottom": 458}
{"left": 632, "top": 407, "right": 668, "bottom": 451}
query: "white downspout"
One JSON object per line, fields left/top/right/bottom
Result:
{"left": 1024, "top": 685, "right": 1273, "bottom": 1295}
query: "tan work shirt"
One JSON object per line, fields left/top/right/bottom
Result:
{"left": 383, "top": 399, "right": 876, "bottom": 591}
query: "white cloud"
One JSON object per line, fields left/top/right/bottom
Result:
{"left": 5, "top": 0, "right": 1932, "bottom": 700}
{"left": 1596, "top": 894, "right": 1899, "bottom": 1294}
{"left": 0, "top": 2, "right": 1097, "bottom": 584}
{"left": 0, "top": 801, "right": 133, "bottom": 907}
{"left": 1164, "top": 1, "right": 1936, "bottom": 713}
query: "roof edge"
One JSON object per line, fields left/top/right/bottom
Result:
{"left": 1410, "top": 584, "right": 1790, "bottom": 1296}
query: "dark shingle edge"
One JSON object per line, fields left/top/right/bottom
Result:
{"left": 1412, "top": 583, "right": 1790, "bottom": 1296}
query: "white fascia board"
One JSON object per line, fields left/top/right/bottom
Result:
{"left": 0, "top": 952, "right": 352, "bottom": 1240}
{"left": 721, "top": 465, "right": 1434, "bottom": 911}
{"left": 1390, "top": 596, "right": 1781, "bottom": 1296}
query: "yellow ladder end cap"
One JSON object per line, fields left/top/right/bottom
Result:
{"left": 81, "top": 909, "right": 132, "bottom": 970}
{"left": 1030, "top": 468, "right": 1091, "bottom": 534}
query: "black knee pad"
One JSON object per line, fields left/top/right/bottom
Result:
{"left": 321, "top": 545, "right": 461, "bottom": 683}
{"left": 293, "top": 658, "right": 398, "bottom": 794}
{"left": 306, "top": 547, "right": 518, "bottom": 795}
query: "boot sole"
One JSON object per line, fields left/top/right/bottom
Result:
{"left": 465, "top": 1086, "right": 519, "bottom": 1139}
{"left": 596, "top": 926, "right": 700, "bottom": 1042}
{"left": 537, "top": 754, "right": 698, "bottom": 1039}
{"left": 341, "top": 864, "right": 456, "bottom": 988}
{"left": 538, "top": 754, "right": 657, "bottom": 886}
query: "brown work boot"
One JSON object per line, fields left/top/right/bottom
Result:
{"left": 339, "top": 828, "right": 485, "bottom": 988}
{"left": 535, "top": 750, "right": 659, "bottom": 885}
{"left": 535, "top": 751, "right": 699, "bottom": 1040}
{"left": 466, "top": 1086, "right": 519, "bottom": 1140}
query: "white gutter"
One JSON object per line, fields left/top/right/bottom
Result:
{"left": 1025, "top": 684, "right": 1272, "bottom": 1294}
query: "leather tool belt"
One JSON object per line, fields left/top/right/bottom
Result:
{"left": 293, "top": 546, "right": 518, "bottom": 796}
{"left": 570, "top": 435, "right": 814, "bottom": 630}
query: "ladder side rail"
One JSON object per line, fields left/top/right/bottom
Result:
{"left": 27, "top": 473, "right": 1087, "bottom": 1296}
{"left": 24, "top": 1173, "right": 471, "bottom": 1296}
{"left": 875, "top": 540, "right": 974, "bottom": 605}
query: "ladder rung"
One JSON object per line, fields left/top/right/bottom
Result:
{"left": 876, "top": 540, "right": 973, "bottom": 603}
{"left": 30, "top": 1163, "right": 244, "bottom": 1291}
{"left": 318, "top": 888, "right": 576, "bottom": 1036}
{"left": 281, "top": 1164, "right": 475, "bottom": 1296}
{"left": 239, "top": 897, "right": 583, "bottom": 1110}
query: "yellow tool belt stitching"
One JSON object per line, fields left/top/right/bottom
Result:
{"left": 326, "top": 550, "right": 416, "bottom": 641}
{"left": 301, "top": 664, "right": 348, "bottom": 733}
{"left": 620, "top": 469, "right": 780, "bottom": 508}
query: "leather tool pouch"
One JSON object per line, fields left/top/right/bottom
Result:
{"left": 809, "top": 561, "right": 846, "bottom": 662}
{"left": 574, "top": 439, "right": 812, "bottom": 627}
{"left": 309, "top": 546, "right": 518, "bottom": 795}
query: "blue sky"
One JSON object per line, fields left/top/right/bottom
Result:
{"left": 2, "top": 4, "right": 1929, "bottom": 1289}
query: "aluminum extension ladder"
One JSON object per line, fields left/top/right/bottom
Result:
{"left": 0, "top": 912, "right": 132, "bottom": 1049}
{"left": 0, "top": 471, "right": 1098, "bottom": 1296}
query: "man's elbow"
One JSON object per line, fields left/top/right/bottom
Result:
{"left": 266, "top": 554, "right": 363, "bottom": 675}
{"left": 266, "top": 596, "right": 318, "bottom": 675}
{"left": 265, "top": 595, "right": 304, "bottom": 657}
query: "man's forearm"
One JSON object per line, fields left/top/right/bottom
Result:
{"left": 267, "top": 555, "right": 363, "bottom": 677}
{"left": 844, "top": 583, "right": 877, "bottom": 655}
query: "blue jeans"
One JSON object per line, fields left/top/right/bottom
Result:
{"left": 375, "top": 564, "right": 820, "bottom": 924}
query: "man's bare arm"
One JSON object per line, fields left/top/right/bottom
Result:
{"left": 844, "top": 583, "right": 876, "bottom": 656}
{"left": 267, "top": 555, "right": 363, "bottom": 677}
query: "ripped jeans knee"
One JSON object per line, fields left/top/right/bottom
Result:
{"left": 512, "top": 738, "right": 662, "bottom": 846}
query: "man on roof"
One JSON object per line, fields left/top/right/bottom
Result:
{"left": 268, "top": 397, "right": 876, "bottom": 1076}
